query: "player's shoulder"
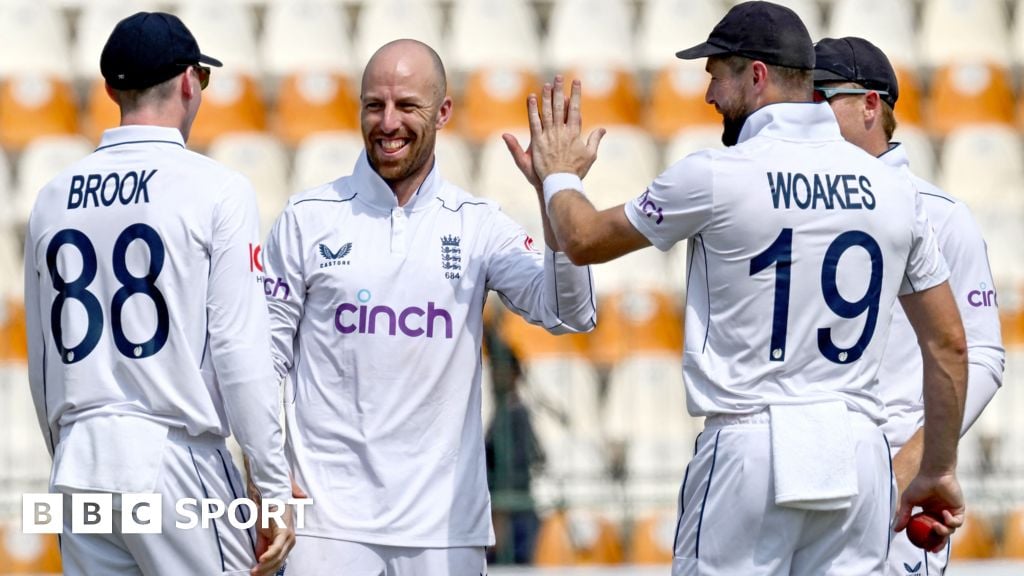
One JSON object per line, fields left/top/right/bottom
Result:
{"left": 286, "top": 178, "right": 355, "bottom": 211}
{"left": 907, "top": 171, "right": 958, "bottom": 210}
{"left": 436, "top": 180, "right": 501, "bottom": 215}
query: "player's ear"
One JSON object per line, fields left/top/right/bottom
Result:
{"left": 181, "top": 68, "right": 197, "bottom": 100}
{"left": 750, "top": 61, "right": 769, "bottom": 90}
{"left": 863, "top": 90, "right": 881, "bottom": 122}
{"left": 436, "top": 95, "right": 453, "bottom": 130}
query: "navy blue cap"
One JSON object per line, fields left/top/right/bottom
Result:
{"left": 813, "top": 37, "right": 899, "bottom": 109}
{"left": 676, "top": 1, "right": 815, "bottom": 70}
{"left": 100, "top": 12, "right": 222, "bottom": 91}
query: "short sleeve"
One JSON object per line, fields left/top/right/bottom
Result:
{"left": 624, "top": 151, "right": 716, "bottom": 251}
{"left": 899, "top": 189, "right": 950, "bottom": 295}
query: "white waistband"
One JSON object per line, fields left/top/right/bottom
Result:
{"left": 704, "top": 405, "right": 876, "bottom": 431}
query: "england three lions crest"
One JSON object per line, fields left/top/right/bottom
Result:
{"left": 441, "top": 235, "right": 461, "bottom": 280}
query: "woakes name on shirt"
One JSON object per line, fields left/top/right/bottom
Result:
{"left": 767, "top": 172, "right": 875, "bottom": 210}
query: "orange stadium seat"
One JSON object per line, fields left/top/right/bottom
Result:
{"left": 588, "top": 290, "right": 682, "bottom": 366}
{"left": 646, "top": 61, "right": 720, "bottom": 139}
{"left": 534, "top": 509, "right": 623, "bottom": 566}
{"left": 84, "top": 78, "right": 120, "bottom": 143}
{"left": 0, "top": 528, "right": 61, "bottom": 569}
{"left": 498, "top": 308, "right": 590, "bottom": 362}
{"left": 0, "top": 298, "right": 27, "bottom": 361}
{"left": 0, "top": 76, "right": 78, "bottom": 150}
{"left": 950, "top": 510, "right": 997, "bottom": 560}
{"left": 893, "top": 67, "right": 923, "bottom": 127}
{"left": 630, "top": 508, "right": 677, "bottom": 564}
{"left": 188, "top": 72, "right": 267, "bottom": 148}
{"left": 926, "top": 62, "right": 1015, "bottom": 136}
{"left": 457, "top": 68, "right": 538, "bottom": 143}
{"left": 534, "top": 509, "right": 576, "bottom": 565}
{"left": 273, "top": 72, "right": 360, "bottom": 146}
{"left": 563, "top": 67, "right": 641, "bottom": 132}
{"left": 1003, "top": 506, "right": 1024, "bottom": 558}
{"left": 0, "top": 525, "right": 61, "bottom": 574}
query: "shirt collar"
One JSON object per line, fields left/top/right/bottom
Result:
{"left": 737, "top": 102, "right": 843, "bottom": 145}
{"left": 96, "top": 125, "right": 186, "bottom": 151}
{"left": 351, "top": 151, "right": 445, "bottom": 213}
{"left": 877, "top": 142, "right": 910, "bottom": 169}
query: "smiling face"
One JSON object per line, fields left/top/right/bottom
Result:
{"left": 360, "top": 41, "right": 452, "bottom": 198}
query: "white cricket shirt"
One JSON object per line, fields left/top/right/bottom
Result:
{"left": 624, "top": 103, "right": 949, "bottom": 423}
{"left": 263, "top": 152, "right": 595, "bottom": 547}
{"left": 24, "top": 126, "right": 291, "bottom": 501}
{"left": 876, "top": 144, "right": 1005, "bottom": 446}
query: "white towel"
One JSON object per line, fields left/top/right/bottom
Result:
{"left": 53, "top": 415, "right": 169, "bottom": 494}
{"left": 770, "top": 402, "right": 858, "bottom": 511}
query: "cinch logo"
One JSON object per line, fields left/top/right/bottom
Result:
{"left": 319, "top": 242, "right": 352, "bottom": 268}
{"left": 967, "top": 283, "right": 997, "bottom": 308}
{"left": 264, "top": 277, "right": 290, "bottom": 300}
{"left": 335, "top": 289, "right": 453, "bottom": 339}
{"left": 636, "top": 190, "right": 664, "bottom": 224}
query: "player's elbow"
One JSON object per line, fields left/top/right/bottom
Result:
{"left": 560, "top": 234, "right": 605, "bottom": 266}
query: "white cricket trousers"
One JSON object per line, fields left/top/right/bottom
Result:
{"left": 287, "top": 535, "right": 488, "bottom": 575}
{"left": 672, "top": 411, "right": 896, "bottom": 575}
{"left": 59, "top": 428, "right": 258, "bottom": 575}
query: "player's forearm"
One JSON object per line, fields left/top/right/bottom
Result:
{"left": 917, "top": 325, "right": 967, "bottom": 474}
{"left": 546, "top": 189, "right": 601, "bottom": 264}
{"left": 901, "top": 283, "right": 967, "bottom": 474}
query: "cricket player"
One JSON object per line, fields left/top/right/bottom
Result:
{"left": 813, "top": 36, "right": 1005, "bottom": 573}
{"left": 23, "top": 12, "right": 294, "bottom": 575}
{"left": 262, "top": 39, "right": 596, "bottom": 574}
{"left": 505, "top": 2, "right": 967, "bottom": 574}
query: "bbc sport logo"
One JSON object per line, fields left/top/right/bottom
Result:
{"left": 22, "top": 493, "right": 312, "bottom": 534}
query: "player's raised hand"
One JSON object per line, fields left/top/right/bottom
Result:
{"left": 521, "top": 75, "right": 605, "bottom": 182}
{"left": 252, "top": 502, "right": 295, "bottom": 576}
{"left": 894, "top": 471, "right": 965, "bottom": 552}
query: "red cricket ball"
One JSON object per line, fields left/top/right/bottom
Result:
{"left": 907, "top": 511, "right": 946, "bottom": 550}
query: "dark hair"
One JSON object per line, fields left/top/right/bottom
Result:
{"left": 716, "top": 55, "right": 812, "bottom": 97}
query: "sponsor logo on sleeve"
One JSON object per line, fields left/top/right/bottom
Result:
{"left": 318, "top": 242, "right": 352, "bottom": 268}
{"left": 967, "top": 283, "right": 997, "bottom": 308}
{"left": 249, "top": 243, "right": 263, "bottom": 273}
{"left": 441, "top": 235, "right": 462, "bottom": 280}
{"left": 637, "top": 190, "right": 664, "bottom": 225}
{"left": 264, "top": 277, "right": 290, "bottom": 300}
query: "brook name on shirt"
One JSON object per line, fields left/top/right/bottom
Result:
{"left": 67, "top": 170, "right": 157, "bottom": 209}
{"left": 767, "top": 172, "right": 876, "bottom": 210}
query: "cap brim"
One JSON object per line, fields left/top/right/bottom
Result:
{"left": 199, "top": 54, "right": 223, "bottom": 67}
{"left": 812, "top": 68, "right": 849, "bottom": 83}
{"left": 676, "top": 42, "right": 732, "bottom": 60}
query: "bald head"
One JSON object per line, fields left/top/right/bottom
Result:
{"left": 362, "top": 39, "right": 447, "bottom": 104}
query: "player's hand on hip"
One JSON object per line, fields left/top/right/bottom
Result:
{"left": 894, "top": 471, "right": 965, "bottom": 549}
{"left": 524, "top": 75, "right": 605, "bottom": 182}
{"left": 252, "top": 503, "right": 296, "bottom": 576}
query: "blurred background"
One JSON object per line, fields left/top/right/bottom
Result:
{"left": 0, "top": 0, "right": 1021, "bottom": 572}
